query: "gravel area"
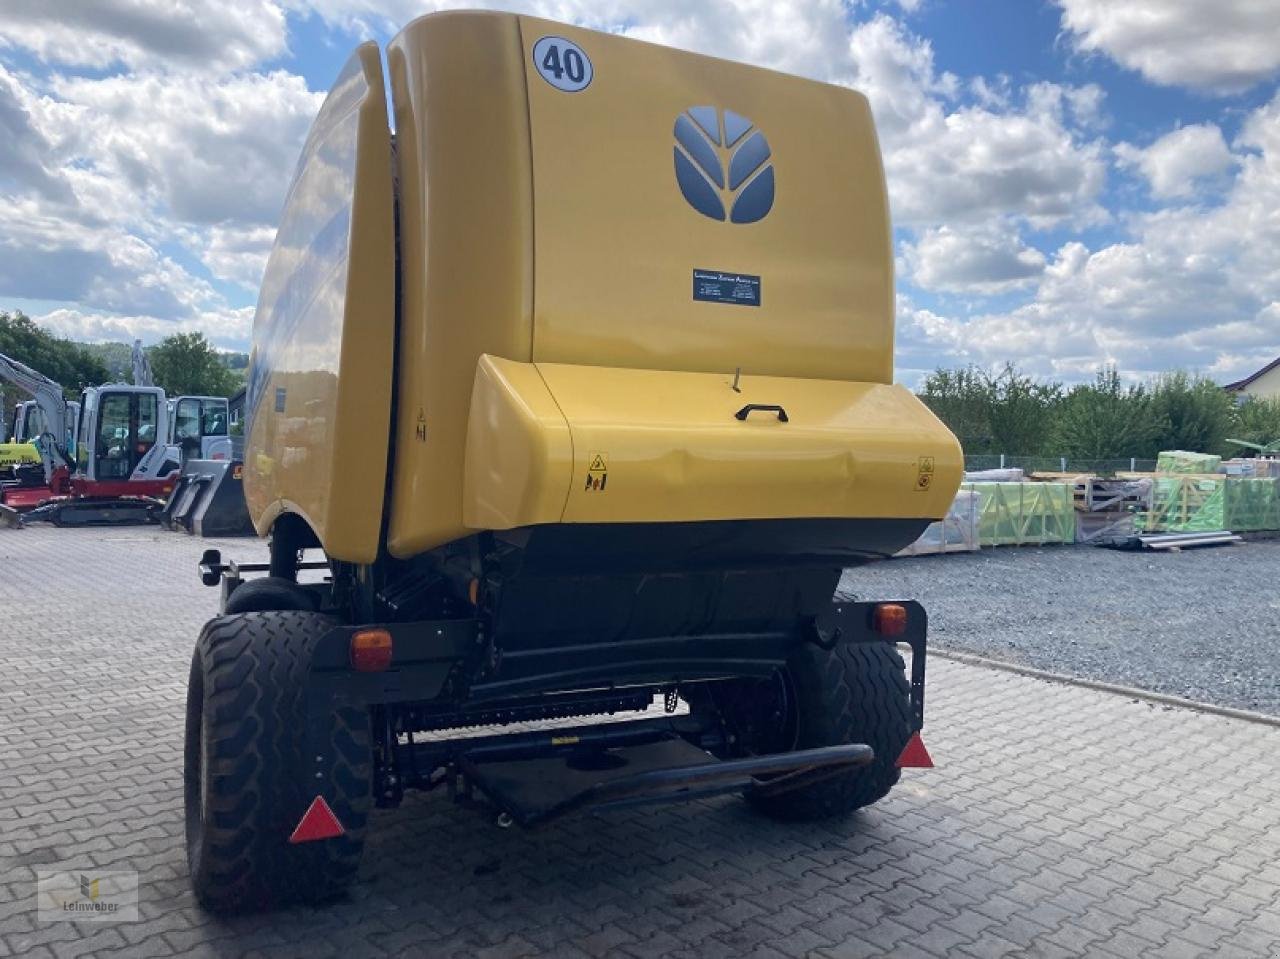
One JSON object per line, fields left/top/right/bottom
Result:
{"left": 839, "top": 538, "right": 1280, "bottom": 717}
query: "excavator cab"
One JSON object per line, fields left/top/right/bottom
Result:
{"left": 76, "top": 386, "right": 181, "bottom": 484}
{"left": 11, "top": 398, "right": 78, "bottom": 453}
{"left": 12, "top": 401, "right": 40, "bottom": 443}
{"left": 170, "top": 396, "right": 232, "bottom": 461}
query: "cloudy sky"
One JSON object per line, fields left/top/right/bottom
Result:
{"left": 1, "top": 0, "right": 1278, "bottom": 386}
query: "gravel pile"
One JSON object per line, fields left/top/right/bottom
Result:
{"left": 839, "top": 538, "right": 1280, "bottom": 717}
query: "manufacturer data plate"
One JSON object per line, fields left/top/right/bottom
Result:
{"left": 692, "top": 269, "right": 761, "bottom": 307}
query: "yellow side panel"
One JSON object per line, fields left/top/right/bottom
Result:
{"left": 386, "top": 13, "right": 534, "bottom": 558}
{"left": 0, "top": 442, "right": 40, "bottom": 467}
{"left": 519, "top": 16, "right": 894, "bottom": 384}
{"left": 461, "top": 359, "right": 962, "bottom": 529}
{"left": 244, "top": 42, "right": 395, "bottom": 563}
{"left": 541, "top": 364, "right": 961, "bottom": 523}
{"left": 462, "top": 355, "right": 573, "bottom": 531}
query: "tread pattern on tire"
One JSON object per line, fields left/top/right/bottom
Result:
{"left": 747, "top": 641, "right": 913, "bottom": 822}
{"left": 185, "top": 611, "right": 370, "bottom": 912}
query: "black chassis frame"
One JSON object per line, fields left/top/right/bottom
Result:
{"left": 199, "top": 548, "right": 927, "bottom": 824}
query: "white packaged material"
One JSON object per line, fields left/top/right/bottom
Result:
{"left": 1075, "top": 511, "right": 1136, "bottom": 545}
{"left": 897, "top": 489, "right": 979, "bottom": 556}
{"left": 962, "top": 468, "right": 1025, "bottom": 482}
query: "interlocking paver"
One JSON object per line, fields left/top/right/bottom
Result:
{"left": 1, "top": 526, "right": 1279, "bottom": 958}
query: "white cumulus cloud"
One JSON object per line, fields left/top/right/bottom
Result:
{"left": 839, "top": 18, "right": 1107, "bottom": 228}
{"left": 36, "top": 306, "right": 254, "bottom": 349}
{"left": 916, "top": 91, "right": 1280, "bottom": 382}
{"left": 46, "top": 70, "right": 323, "bottom": 227}
{"left": 1115, "top": 123, "right": 1234, "bottom": 199}
{"left": 1058, "top": 0, "right": 1280, "bottom": 95}
{"left": 0, "top": 0, "right": 288, "bottom": 71}
{"left": 902, "top": 224, "right": 1046, "bottom": 294}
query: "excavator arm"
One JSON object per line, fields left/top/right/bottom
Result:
{"left": 131, "top": 339, "right": 155, "bottom": 388}
{"left": 0, "top": 352, "right": 73, "bottom": 480}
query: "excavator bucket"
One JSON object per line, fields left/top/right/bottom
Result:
{"left": 163, "top": 459, "right": 254, "bottom": 537}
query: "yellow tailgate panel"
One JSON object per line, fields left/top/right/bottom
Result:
{"left": 462, "top": 358, "right": 962, "bottom": 528}
{"left": 520, "top": 16, "right": 893, "bottom": 383}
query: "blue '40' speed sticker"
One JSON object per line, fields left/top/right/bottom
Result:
{"left": 533, "top": 36, "right": 593, "bottom": 92}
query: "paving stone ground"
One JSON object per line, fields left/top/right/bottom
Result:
{"left": 1, "top": 526, "right": 1278, "bottom": 959}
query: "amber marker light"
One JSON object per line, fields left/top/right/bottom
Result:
{"left": 872, "top": 603, "right": 908, "bottom": 637}
{"left": 350, "top": 628, "right": 393, "bottom": 672}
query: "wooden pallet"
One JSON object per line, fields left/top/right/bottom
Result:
{"left": 1072, "top": 477, "right": 1152, "bottom": 513}
{"left": 1028, "top": 472, "right": 1153, "bottom": 513}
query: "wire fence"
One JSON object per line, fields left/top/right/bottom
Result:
{"left": 963, "top": 454, "right": 1160, "bottom": 476}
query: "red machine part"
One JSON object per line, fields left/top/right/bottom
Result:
{"left": 288, "top": 796, "right": 346, "bottom": 843}
{"left": 896, "top": 732, "right": 934, "bottom": 769}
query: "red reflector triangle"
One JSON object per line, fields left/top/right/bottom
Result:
{"left": 288, "top": 796, "right": 345, "bottom": 843}
{"left": 896, "top": 732, "right": 934, "bottom": 769}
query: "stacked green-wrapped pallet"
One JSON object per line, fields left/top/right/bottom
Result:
{"left": 1224, "top": 478, "right": 1280, "bottom": 532}
{"left": 1141, "top": 477, "right": 1224, "bottom": 532}
{"left": 962, "top": 482, "right": 1075, "bottom": 546}
{"left": 1140, "top": 475, "right": 1280, "bottom": 532}
{"left": 1156, "top": 450, "right": 1223, "bottom": 474}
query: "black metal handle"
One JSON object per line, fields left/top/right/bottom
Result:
{"left": 735, "top": 403, "right": 789, "bottom": 423}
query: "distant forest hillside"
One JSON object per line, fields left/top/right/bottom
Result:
{"left": 77, "top": 341, "right": 249, "bottom": 383}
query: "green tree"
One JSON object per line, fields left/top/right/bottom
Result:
{"left": 919, "top": 366, "right": 993, "bottom": 452}
{"left": 149, "top": 332, "right": 240, "bottom": 398}
{"left": 1051, "top": 368, "right": 1165, "bottom": 460}
{"left": 920, "top": 363, "right": 1061, "bottom": 455}
{"left": 78, "top": 341, "right": 135, "bottom": 383}
{"left": 984, "top": 363, "right": 1061, "bottom": 456}
{"left": 1227, "top": 397, "right": 1280, "bottom": 454}
{"left": 0, "top": 311, "right": 109, "bottom": 416}
{"left": 1148, "top": 370, "right": 1236, "bottom": 455}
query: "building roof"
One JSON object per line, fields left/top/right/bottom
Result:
{"left": 1223, "top": 356, "right": 1280, "bottom": 391}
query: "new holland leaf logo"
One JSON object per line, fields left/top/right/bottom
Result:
{"left": 673, "top": 106, "right": 775, "bottom": 224}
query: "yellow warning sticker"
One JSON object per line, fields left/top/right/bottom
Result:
{"left": 915, "top": 456, "right": 935, "bottom": 491}
{"left": 585, "top": 451, "right": 608, "bottom": 491}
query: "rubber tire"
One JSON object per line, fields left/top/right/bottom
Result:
{"left": 184, "top": 611, "right": 371, "bottom": 913}
{"left": 746, "top": 642, "right": 913, "bottom": 822}
{"left": 223, "top": 576, "right": 316, "bottom": 614}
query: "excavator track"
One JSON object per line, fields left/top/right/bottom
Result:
{"left": 23, "top": 497, "right": 162, "bottom": 527}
